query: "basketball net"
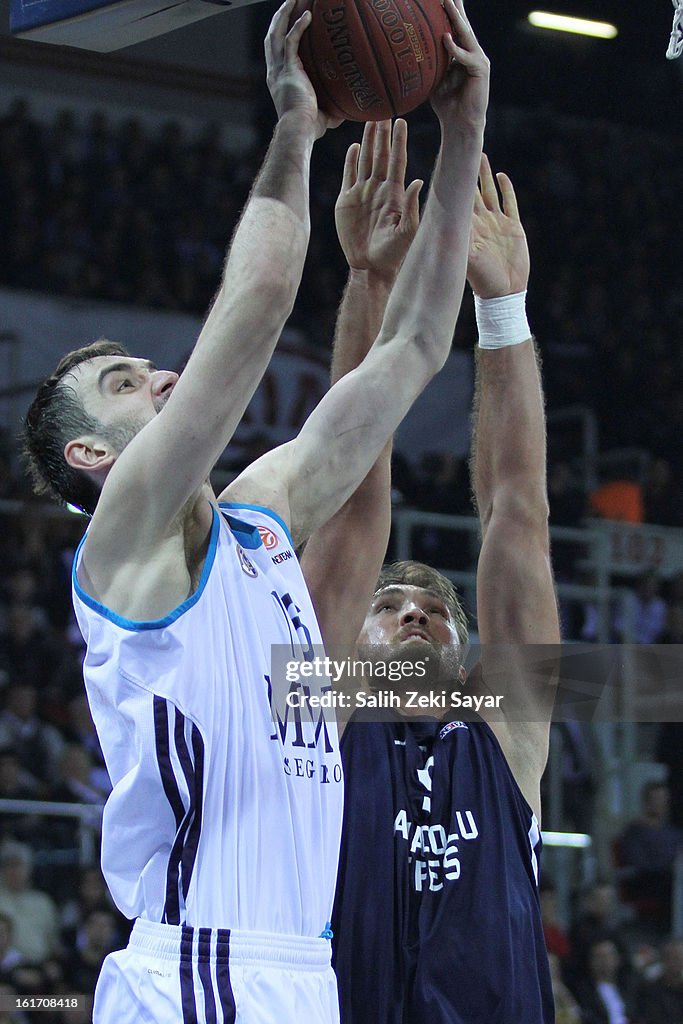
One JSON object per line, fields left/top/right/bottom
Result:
{"left": 667, "top": 0, "right": 683, "bottom": 58}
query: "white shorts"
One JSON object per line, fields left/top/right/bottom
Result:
{"left": 93, "top": 919, "right": 341, "bottom": 1024}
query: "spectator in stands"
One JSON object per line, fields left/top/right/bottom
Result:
{"left": 616, "top": 781, "right": 683, "bottom": 933}
{"left": 60, "top": 866, "right": 127, "bottom": 952}
{"left": 613, "top": 572, "right": 668, "bottom": 645}
{"left": 547, "top": 952, "right": 582, "bottom": 1024}
{"left": 571, "top": 937, "right": 634, "bottom": 1024}
{"left": 0, "top": 749, "right": 41, "bottom": 845}
{"left": 40, "top": 745, "right": 104, "bottom": 901}
{"left": 0, "top": 912, "right": 25, "bottom": 984}
{"left": 656, "top": 724, "right": 683, "bottom": 828}
{"left": 568, "top": 881, "right": 630, "bottom": 987}
{"left": 60, "top": 908, "right": 118, "bottom": 998}
{"left": 50, "top": 744, "right": 107, "bottom": 807}
{"left": 1, "top": 567, "right": 41, "bottom": 621}
{"left": 0, "top": 683, "right": 64, "bottom": 795}
{"left": 633, "top": 937, "right": 683, "bottom": 1023}
{"left": 0, "top": 910, "right": 50, "bottom": 1000}
{"left": 62, "top": 696, "right": 109, "bottom": 796}
{"left": 0, "top": 97, "right": 680, "bottom": 468}
{"left": 9, "top": 514, "right": 81, "bottom": 633}
{"left": 0, "top": 604, "right": 63, "bottom": 694}
{"left": 540, "top": 879, "right": 571, "bottom": 961}
{"left": 0, "top": 841, "right": 60, "bottom": 966}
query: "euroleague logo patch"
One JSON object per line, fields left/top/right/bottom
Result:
{"left": 257, "top": 525, "right": 278, "bottom": 551}
{"left": 236, "top": 544, "right": 258, "bottom": 578}
{"left": 439, "top": 721, "right": 469, "bottom": 741}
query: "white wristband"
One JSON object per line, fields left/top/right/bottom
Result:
{"left": 475, "top": 291, "right": 532, "bottom": 349}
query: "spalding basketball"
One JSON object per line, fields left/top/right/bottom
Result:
{"left": 299, "top": 0, "right": 451, "bottom": 121}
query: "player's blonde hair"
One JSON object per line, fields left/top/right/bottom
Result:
{"left": 375, "top": 560, "right": 469, "bottom": 645}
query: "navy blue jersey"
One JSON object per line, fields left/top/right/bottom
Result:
{"left": 332, "top": 713, "right": 554, "bottom": 1024}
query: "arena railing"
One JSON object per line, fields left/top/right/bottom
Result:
{"left": 0, "top": 798, "right": 102, "bottom": 865}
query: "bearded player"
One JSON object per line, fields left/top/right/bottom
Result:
{"left": 302, "top": 134, "right": 559, "bottom": 1022}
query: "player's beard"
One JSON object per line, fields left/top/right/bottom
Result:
{"left": 101, "top": 412, "right": 153, "bottom": 456}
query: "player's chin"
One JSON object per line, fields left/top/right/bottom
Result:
{"left": 398, "top": 636, "right": 439, "bottom": 660}
{"left": 402, "top": 639, "right": 463, "bottom": 688}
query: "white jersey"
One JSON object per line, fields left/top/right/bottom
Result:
{"left": 72, "top": 503, "right": 343, "bottom": 938}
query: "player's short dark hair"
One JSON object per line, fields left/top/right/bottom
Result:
{"left": 23, "top": 339, "right": 129, "bottom": 516}
{"left": 375, "top": 560, "right": 469, "bottom": 645}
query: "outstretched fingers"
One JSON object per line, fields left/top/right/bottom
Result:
{"left": 342, "top": 141, "right": 361, "bottom": 192}
{"left": 478, "top": 154, "right": 500, "bottom": 212}
{"left": 496, "top": 171, "right": 520, "bottom": 220}
{"left": 373, "top": 120, "right": 392, "bottom": 181}
{"left": 357, "top": 121, "right": 377, "bottom": 182}
{"left": 404, "top": 177, "right": 424, "bottom": 227}
{"left": 387, "top": 118, "right": 408, "bottom": 185}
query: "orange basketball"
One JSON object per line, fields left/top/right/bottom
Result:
{"left": 299, "top": 0, "right": 451, "bottom": 122}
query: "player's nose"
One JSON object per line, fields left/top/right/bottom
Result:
{"left": 150, "top": 370, "right": 179, "bottom": 398}
{"left": 399, "top": 604, "right": 428, "bottom": 625}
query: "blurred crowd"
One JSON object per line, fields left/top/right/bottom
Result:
{"left": 0, "top": 75, "right": 681, "bottom": 1022}
{"left": 0, "top": 93, "right": 682, "bottom": 470}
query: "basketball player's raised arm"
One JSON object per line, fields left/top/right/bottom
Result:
{"left": 300, "top": 119, "right": 421, "bottom": 648}
{"left": 227, "top": 0, "right": 488, "bottom": 545}
{"left": 88, "top": 0, "right": 339, "bottom": 547}
{"left": 469, "top": 157, "right": 560, "bottom": 822}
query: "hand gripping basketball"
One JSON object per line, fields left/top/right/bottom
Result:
{"left": 266, "top": 0, "right": 343, "bottom": 138}
{"left": 430, "top": 0, "right": 489, "bottom": 131}
{"left": 297, "top": 0, "right": 452, "bottom": 120}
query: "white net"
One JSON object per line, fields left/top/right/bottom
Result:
{"left": 667, "top": 0, "right": 683, "bottom": 58}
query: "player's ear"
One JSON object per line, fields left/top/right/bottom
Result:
{"left": 458, "top": 663, "right": 467, "bottom": 684}
{"left": 64, "top": 436, "right": 115, "bottom": 474}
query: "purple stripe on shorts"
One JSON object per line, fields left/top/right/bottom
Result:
{"left": 197, "top": 928, "right": 217, "bottom": 1024}
{"left": 216, "top": 929, "right": 236, "bottom": 1023}
{"left": 180, "top": 926, "right": 198, "bottom": 1024}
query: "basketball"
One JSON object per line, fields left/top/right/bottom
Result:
{"left": 298, "top": 0, "right": 452, "bottom": 121}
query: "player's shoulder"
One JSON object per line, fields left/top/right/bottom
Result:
{"left": 76, "top": 498, "right": 215, "bottom": 622}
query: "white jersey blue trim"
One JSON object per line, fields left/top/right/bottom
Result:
{"left": 220, "top": 502, "right": 294, "bottom": 548}
{"left": 71, "top": 505, "right": 221, "bottom": 631}
{"left": 72, "top": 503, "right": 343, "bottom": 937}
